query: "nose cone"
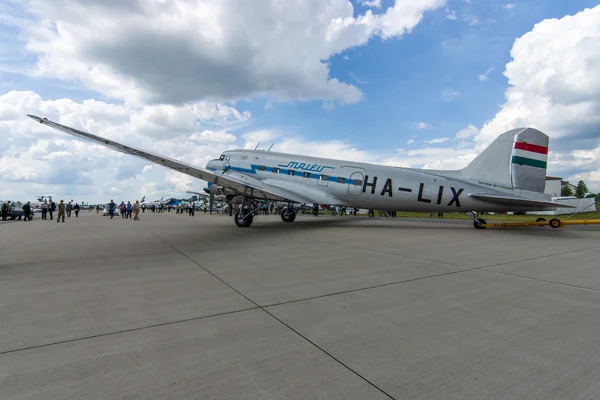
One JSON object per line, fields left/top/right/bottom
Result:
{"left": 206, "top": 159, "right": 223, "bottom": 171}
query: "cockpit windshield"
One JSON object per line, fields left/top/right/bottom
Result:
{"left": 219, "top": 155, "right": 225, "bottom": 161}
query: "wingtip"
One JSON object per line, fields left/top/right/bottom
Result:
{"left": 27, "top": 114, "right": 48, "bottom": 124}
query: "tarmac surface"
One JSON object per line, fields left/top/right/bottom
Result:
{"left": 1, "top": 211, "right": 600, "bottom": 399}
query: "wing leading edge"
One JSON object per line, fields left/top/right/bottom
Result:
{"left": 27, "top": 115, "right": 311, "bottom": 204}
{"left": 469, "top": 193, "right": 576, "bottom": 209}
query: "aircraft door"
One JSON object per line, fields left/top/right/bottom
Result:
{"left": 337, "top": 166, "right": 366, "bottom": 197}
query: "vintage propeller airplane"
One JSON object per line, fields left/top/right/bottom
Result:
{"left": 28, "top": 114, "right": 573, "bottom": 228}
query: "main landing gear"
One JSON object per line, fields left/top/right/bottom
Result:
{"left": 232, "top": 199, "right": 301, "bottom": 227}
{"left": 465, "top": 211, "right": 487, "bottom": 229}
{"left": 281, "top": 206, "right": 296, "bottom": 223}
{"left": 234, "top": 210, "right": 253, "bottom": 227}
{"left": 234, "top": 196, "right": 263, "bottom": 227}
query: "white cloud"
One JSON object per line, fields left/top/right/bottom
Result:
{"left": 242, "top": 130, "right": 279, "bottom": 149}
{"left": 463, "top": 15, "right": 480, "bottom": 25}
{"left": 0, "top": 90, "right": 240, "bottom": 202}
{"left": 473, "top": 5, "right": 600, "bottom": 191}
{"left": 478, "top": 67, "right": 494, "bottom": 81}
{"left": 406, "top": 138, "right": 415, "bottom": 145}
{"left": 446, "top": 10, "right": 458, "bottom": 20}
{"left": 455, "top": 124, "right": 479, "bottom": 139}
{"left": 190, "top": 130, "right": 236, "bottom": 143}
{"left": 361, "top": 0, "right": 382, "bottom": 8}
{"left": 13, "top": 0, "right": 445, "bottom": 107}
{"left": 322, "top": 102, "right": 336, "bottom": 111}
{"left": 349, "top": 72, "right": 369, "bottom": 85}
{"left": 504, "top": 4, "right": 516, "bottom": 10}
{"left": 414, "top": 121, "right": 433, "bottom": 129}
{"left": 424, "top": 137, "right": 450, "bottom": 144}
{"left": 442, "top": 89, "right": 461, "bottom": 101}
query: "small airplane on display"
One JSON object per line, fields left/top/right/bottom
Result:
{"left": 28, "top": 114, "right": 574, "bottom": 229}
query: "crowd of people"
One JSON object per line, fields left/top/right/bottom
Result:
{"left": 3, "top": 197, "right": 405, "bottom": 223}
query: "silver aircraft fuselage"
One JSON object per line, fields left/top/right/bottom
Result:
{"left": 206, "top": 149, "right": 549, "bottom": 213}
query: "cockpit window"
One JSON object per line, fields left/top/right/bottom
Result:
{"left": 219, "top": 155, "right": 225, "bottom": 161}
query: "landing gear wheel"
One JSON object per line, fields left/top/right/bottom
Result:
{"left": 473, "top": 218, "right": 487, "bottom": 229}
{"left": 234, "top": 211, "right": 253, "bottom": 227}
{"left": 549, "top": 218, "right": 561, "bottom": 228}
{"left": 281, "top": 208, "right": 296, "bottom": 223}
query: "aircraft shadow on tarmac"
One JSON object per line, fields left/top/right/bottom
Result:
{"left": 204, "top": 216, "right": 598, "bottom": 240}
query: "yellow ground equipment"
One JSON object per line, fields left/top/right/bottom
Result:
{"left": 482, "top": 217, "right": 600, "bottom": 229}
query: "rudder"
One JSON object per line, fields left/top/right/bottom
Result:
{"left": 510, "top": 128, "right": 548, "bottom": 192}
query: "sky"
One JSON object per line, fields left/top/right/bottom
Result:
{"left": 0, "top": 0, "right": 599, "bottom": 204}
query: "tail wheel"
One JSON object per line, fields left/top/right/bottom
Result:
{"left": 549, "top": 218, "right": 561, "bottom": 228}
{"left": 473, "top": 218, "right": 487, "bottom": 229}
{"left": 281, "top": 208, "right": 296, "bottom": 223}
{"left": 234, "top": 211, "right": 253, "bottom": 227}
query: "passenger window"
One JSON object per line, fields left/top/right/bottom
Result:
{"left": 337, "top": 177, "right": 346, "bottom": 183}
{"left": 303, "top": 172, "right": 311, "bottom": 178}
{"left": 258, "top": 165, "right": 266, "bottom": 171}
{"left": 272, "top": 167, "right": 279, "bottom": 173}
{"left": 288, "top": 170, "right": 295, "bottom": 176}
{"left": 320, "top": 175, "right": 328, "bottom": 181}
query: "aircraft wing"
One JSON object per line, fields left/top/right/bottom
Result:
{"left": 27, "top": 115, "right": 312, "bottom": 204}
{"left": 469, "top": 193, "right": 577, "bottom": 209}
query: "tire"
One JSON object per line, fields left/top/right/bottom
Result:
{"left": 473, "top": 218, "right": 487, "bottom": 229}
{"left": 281, "top": 208, "right": 296, "bottom": 223}
{"left": 234, "top": 211, "right": 253, "bottom": 227}
{"left": 549, "top": 218, "right": 561, "bottom": 228}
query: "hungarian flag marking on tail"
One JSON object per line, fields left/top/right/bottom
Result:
{"left": 511, "top": 141, "right": 548, "bottom": 169}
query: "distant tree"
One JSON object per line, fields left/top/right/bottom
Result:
{"left": 574, "top": 180, "right": 589, "bottom": 198}
{"left": 561, "top": 184, "right": 573, "bottom": 197}
{"left": 587, "top": 193, "right": 600, "bottom": 202}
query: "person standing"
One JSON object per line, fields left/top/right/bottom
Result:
{"left": 49, "top": 200, "right": 56, "bottom": 220}
{"left": 57, "top": 200, "right": 66, "bottom": 223}
{"left": 74, "top": 203, "right": 80, "bottom": 217}
{"left": 133, "top": 200, "right": 140, "bottom": 220}
{"left": 66, "top": 201, "right": 72, "bottom": 217}
{"left": 41, "top": 200, "right": 48, "bottom": 220}
{"left": 1, "top": 201, "right": 8, "bottom": 221}
{"left": 22, "top": 202, "right": 32, "bottom": 221}
{"left": 108, "top": 199, "right": 116, "bottom": 219}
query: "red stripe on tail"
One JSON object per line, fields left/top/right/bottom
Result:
{"left": 514, "top": 141, "right": 548, "bottom": 155}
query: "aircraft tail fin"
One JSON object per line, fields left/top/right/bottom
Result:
{"left": 460, "top": 127, "right": 548, "bottom": 193}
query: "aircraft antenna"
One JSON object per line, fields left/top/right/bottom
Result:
{"left": 268, "top": 143, "right": 274, "bottom": 151}
{"left": 254, "top": 142, "right": 260, "bottom": 150}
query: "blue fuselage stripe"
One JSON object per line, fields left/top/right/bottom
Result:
{"left": 224, "top": 164, "right": 359, "bottom": 186}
